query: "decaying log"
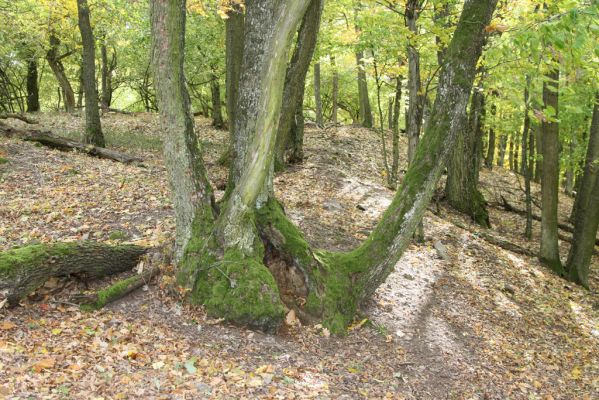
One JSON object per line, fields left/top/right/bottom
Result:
{"left": 0, "top": 124, "right": 142, "bottom": 164}
{"left": 0, "top": 242, "right": 147, "bottom": 306}
{"left": 72, "top": 266, "right": 159, "bottom": 310}
{"left": 0, "top": 113, "right": 38, "bottom": 125}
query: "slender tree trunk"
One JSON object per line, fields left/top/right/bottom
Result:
{"left": 274, "top": 0, "right": 323, "bottom": 168}
{"left": 498, "top": 132, "right": 507, "bottom": 167}
{"left": 539, "top": 66, "right": 563, "bottom": 273}
{"left": 390, "top": 77, "right": 402, "bottom": 187}
{"left": 565, "top": 93, "right": 599, "bottom": 288}
{"left": 77, "top": 65, "right": 84, "bottom": 109}
{"left": 445, "top": 80, "right": 489, "bottom": 226}
{"left": 225, "top": 4, "right": 244, "bottom": 135}
{"left": 46, "top": 35, "right": 75, "bottom": 113}
{"left": 529, "top": 120, "right": 536, "bottom": 179}
{"left": 508, "top": 136, "right": 515, "bottom": 171}
{"left": 313, "top": 62, "right": 323, "bottom": 128}
{"left": 331, "top": 55, "right": 338, "bottom": 124}
{"left": 77, "top": 0, "right": 105, "bottom": 147}
{"left": 26, "top": 58, "right": 40, "bottom": 112}
{"left": 210, "top": 74, "right": 224, "bottom": 129}
{"left": 355, "top": 50, "right": 373, "bottom": 128}
{"left": 373, "top": 58, "right": 391, "bottom": 186}
{"left": 534, "top": 124, "right": 542, "bottom": 182}
{"left": 388, "top": 99, "right": 393, "bottom": 130}
{"left": 405, "top": 0, "right": 425, "bottom": 165}
{"left": 100, "top": 40, "right": 114, "bottom": 108}
{"left": 485, "top": 127, "right": 496, "bottom": 169}
{"left": 522, "top": 76, "right": 533, "bottom": 239}
{"left": 564, "top": 137, "right": 576, "bottom": 195}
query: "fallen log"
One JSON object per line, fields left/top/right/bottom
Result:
{"left": 0, "top": 113, "right": 38, "bottom": 124}
{"left": 0, "top": 124, "right": 143, "bottom": 164}
{"left": 498, "top": 196, "right": 599, "bottom": 246}
{"left": 73, "top": 266, "right": 159, "bottom": 311}
{"left": 0, "top": 242, "right": 147, "bottom": 306}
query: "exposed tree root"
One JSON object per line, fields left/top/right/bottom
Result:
{"left": 0, "top": 124, "right": 142, "bottom": 164}
{"left": 0, "top": 113, "right": 38, "bottom": 124}
{"left": 0, "top": 242, "right": 147, "bottom": 306}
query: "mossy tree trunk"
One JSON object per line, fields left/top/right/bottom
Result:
{"left": 445, "top": 79, "right": 489, "bottom": 227}
{"left": 539, "top": 66, "right": 563, "bottom": 274}
{"left": 152, "top": 0, "right": 497, "bottom": 333}
{"left": 565, "top": 92, "right": 599, "bottom": 288}
{"left": 77, "top": 0, "right": 105, "bottom": 147}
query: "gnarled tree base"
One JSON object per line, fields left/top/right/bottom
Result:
{"left": 0, "top": 242, "right": 146, "bottom": 306}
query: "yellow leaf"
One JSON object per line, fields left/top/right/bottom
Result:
{"left": 51, "top": 328, "right": 62, "bottom": 335}
{"left": 255, "top": 364, "right": 273, "bottom": 374}
{"left": 570, "top": 366, "right": 581, "bottom": 380}
{"left": 0, "top": 322, "right": 16, "bottom": 330}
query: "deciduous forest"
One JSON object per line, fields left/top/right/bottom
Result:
{"left": 0, "top": 0, "right": 598, "bottom": 398}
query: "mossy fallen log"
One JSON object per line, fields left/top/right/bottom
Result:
{"left": 0, "top": 242, "right": 147, "bottom": 306}
{"left": 73, "top": 266, "right": 159, "bottom": 311}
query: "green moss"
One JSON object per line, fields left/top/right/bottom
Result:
{"left": 0, "top": 243, "right": 77, "bottom": 277}
{"left": 0, "top": 157, "right": 8, "bottom": 164}
{"left": 80, "top": 275, "right": 139, "bottom": 311}
{"left": 108, "top": 230, "right": 129, "bottom": 241}
{"left": 192, "top": 249, "right": 285, "bottom": 333}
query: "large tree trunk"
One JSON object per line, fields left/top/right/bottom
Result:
{"left": 445, "top": 80, "right": 489, "bottom": 226}
{"left": 0, "top": 242, "right": 146, "bottom": 306}
{"left": 46, "top": 35, "right": 75, "bottom": 113}
{"left": 405, "top": 0, "right": 425, "bottom": 165}
{"left": 313, "top": 62, "right": 324, "bottom": 128}
{"left": 26, "top": 58, "right": 40, "bottom": 112}
{"left": 152, "top": 0, "right": 496, "bottom": 333}
{"left": 565, "top": 93, "right": 599, "bottom": 287}
{"left": 539, "top": 66, "right": 563, "bottom": 274}
{"left": 274, "top": 0, "right": 323, "bottom": 168}
{"left": 77, "top": 0, "right": 105, "bottom": 147}
{"left": 522, "top": 77, "right": 533, "bottom": 239}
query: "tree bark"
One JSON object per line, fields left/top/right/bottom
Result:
{"left": 390, "top": 77, "right": 402, "bottom": 187}
{"left": 26, "top": 58, "right": 40, "bottom": 112}
{"left": 565, "top": 93, "right": 599, "bottom": 287}
{"left": 77, "top": 0, "right": 105, "bottom": 147}
{"left": 274, "top": 0, "right": 323, "bottom": 168}
{"left": 498, "top": 132, "right": 507, "bottom": 167}
{"left": 522, "top": 76, "right": 533, "bottom": 239}
{"left": 485, "top": 104, "right": 496, "bottom": 169}
{"left": 0, "top": 242, "right": 146, "bottom": 306}
{"left": 100, "top": 41, "right": 115, "bottom": 108}
{"left": 445, "top": 80, "right": 489, "bottom": 226}
{"left": 405, "top": 0, "right": 425, "bottom": 165}
{"left": 225, "top": 3, "right": 244, "bottom": 135}
{"left": 313, "top": 62, "right": 324, "bottom": 127}
{"left": 46, "top": 35, "right": 75, "bottom": 113}
{"left": 210, "top": 74, "right": 224, "bottom": 129}
{"left": 539, "top": 66, "right": 563, "bottom": 273}
{"left": 331, "top": 55, "right": 339, "bottom": 124}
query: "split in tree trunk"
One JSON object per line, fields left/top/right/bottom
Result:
{"left": 152, "top": 0, "right": 497, "bottom": 333}
{"left": 46, "top": 35, "right": 75, "bottom": 113}
{"left": 0, "top": 242, "right": 146, "bottom": 306}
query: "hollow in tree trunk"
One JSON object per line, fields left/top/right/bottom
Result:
{"left": 152, "top": 0, "right": 497, "bottom": 333}
{"left": 77, "top": 0, "right": 105, "bottom": 147}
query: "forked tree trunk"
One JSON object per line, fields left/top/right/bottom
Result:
{"left": 26, "top": 58, "right": 40, "bottom": 112}
{"left": 152, "top": 0, "right": 497, "bottom": 333}
{"left": 46, "top": 35, "right": 76, "bottom": 113}
{"left": 445, "top": 79, "right": 489, "bottom": 227}
{"left": 101, "top": 41, "right": 115, "bottom": 108}
{"left": 274, "top": 0, "right": 323, "bottom": 168}
{"left": 539, "top": 66, "right": 563, "bottom": 274}
{"left": 77, "top": 0, "right": 105, "bottom": 147}
{"left": 565, "top": 92, "right": 599, "bottom": 287}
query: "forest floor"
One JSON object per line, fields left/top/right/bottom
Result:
{"left": 0, "top": 113, "right": 598, "bottom": 399}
